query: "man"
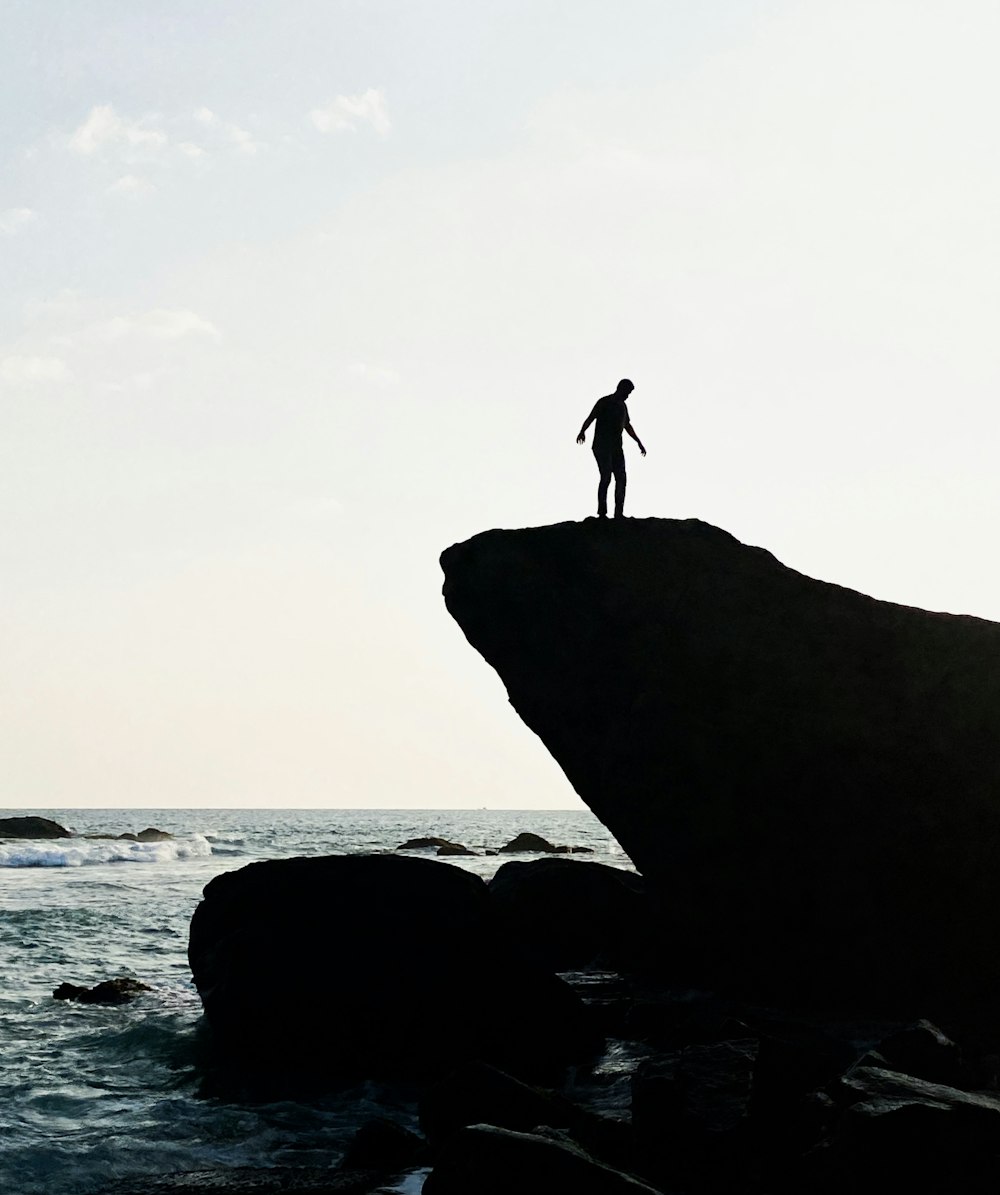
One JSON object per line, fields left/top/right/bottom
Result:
{"left": 576, "top": 378, "right": 646, "bottom": 518}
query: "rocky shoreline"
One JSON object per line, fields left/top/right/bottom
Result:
{"left": 27, "top": 515, "right": 1000, "bottom": 1191}
{"left": 101, "top": 850, "right": 1000, "bottom": 1193}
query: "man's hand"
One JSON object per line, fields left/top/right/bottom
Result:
{"left": 639, "top": 444, "right": 647, "bottom": 457}
{"left": 576, "top": 432, "right": 586, "bottom": 444}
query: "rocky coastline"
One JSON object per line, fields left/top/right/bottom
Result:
{"left": 53, "top": 517, "right": 1000, "bottom": 1191}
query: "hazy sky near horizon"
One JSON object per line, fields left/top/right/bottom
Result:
{"left": 3, "top": 1, "right": 999, "bottom": 809}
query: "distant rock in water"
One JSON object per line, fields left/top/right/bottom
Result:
{"left": 441, "top": 518, "right": 1000, "bottom": 1021}
{"left": 188, "top": 854, "right": 600, "bottom": 1085}
{"left": 85, "top": 827, "right": 175, "bottom": 842}
{"left": 397, "top": 836, "right": 471, "bottom": 853}
{"left": 53, "top": 978, "right": 151, "bottom": 1004}
{"left": 0, "top": 815, "right": 72, "bottom": 839}
{"left": 120, "top": 827, "right": 173, "bottom": 842}
{"left": 499, "top": 832, "right": 592, "bottom": 854}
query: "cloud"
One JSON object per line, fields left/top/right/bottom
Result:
{"left": 0, "top": 355, "right": 71, "bottom": 384}
{"left": 69, "top": 104, "right": 167, "bottom": 156}
{"left": 96, "top": 308, "right": 221, "bottom": 342}
{"left": 107, "top": 174, "right": 156, "bottom": 197}
{"left": 194, "top": 107, "right": 261, "bottom": 155}
{"left": 310, "top": 89, "right": 390, "bottom": 136}
{"left": 0, "top": 208, "right": 37, "bottom": 235}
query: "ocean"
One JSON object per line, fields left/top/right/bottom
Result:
{"left": 0, "top": 807, "right": 630, "bottom": 1195}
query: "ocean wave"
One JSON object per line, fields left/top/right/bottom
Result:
{"left": 0, "top": 835, "right": 213, "bottom": 869}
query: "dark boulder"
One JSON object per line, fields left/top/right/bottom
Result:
{"left": 816, "top": 1066, "right": 1000, "bottom": 1191}
{"left": 422, "top": 1124, "right": 662, "bottom": 1195}
{"left": 340, "top": 1118, "right": 427, "bottom": 1171}
{"left": 118, "top": 827, "right": 173, "bottom": 842}
{"left": 499, "top": 831, "right": 589, "bottom": 854}
{"left": 867, "top": 1019, "right": 967, "bottom": 1088}
{"left": 436, "top": 843, "right": 476, "bottom": 856}
{"left": 188, "top": 853, "right": 600, "bottom": 1084}
{"left": 0, "top": 815, "right": 72, "bottom": 839}
{"left": 488, "top": 858, "right": 651, "bottom": 971}
{"left": 441, "top": 518, "right": 1000, "bottom": 1019}
{"left": 397, "top": 836, "right": 466, "bottom": 851}
{"left": 54, "top": 978, "right": 151, "bottom": 1004}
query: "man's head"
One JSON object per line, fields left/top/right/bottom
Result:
{"left": 616, "top": 378, "right": 634, "bottom": 395}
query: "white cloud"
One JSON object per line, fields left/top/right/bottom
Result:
{"left": 310, "top": 89, "right": 390, "bottom": 136}
{"left": 69, "top": 104, "right": 167, "bottom": 156}
{"left": 96, "top": 308, "right": 221, "bottom": 342}
{"left": 0, "top": 355, "right": 71, "bottom": 384}
{"left": 177, "top": 141, "right": 206, "bottom": 159}
{"left": 194, "top": 107, "right": 261, "bottom": 154}
{"left": 0, "top": 207, "right": 37, "bottom": 235}
{"left": 107, "top": 174, "right": 156, "bottom": 197}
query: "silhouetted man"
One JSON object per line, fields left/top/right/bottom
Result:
{"left": 576, "top": 378, "right": 646, "bottom": 518}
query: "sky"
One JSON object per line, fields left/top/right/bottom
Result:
{"left": 3, "top": 0, "right": 999, "bottom": 809}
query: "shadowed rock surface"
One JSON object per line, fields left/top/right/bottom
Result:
{"left": 441, "top": 518, "right": 1000, "bottom": 1020}
{"left": 188, "top": 854, "right": 600, "bottom": 1085}
{"left": 488, "top": 858, "right": 651, "bottom": 972}
{"left": 0, "top": 815, "right": 72, "bottom": 838}
{"left": 422, "top": 1123, "right": 663, "bottom": 1195}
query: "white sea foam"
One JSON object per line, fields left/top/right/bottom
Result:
{"left": 0, "top": 834, "right": 213, "bottom": 868}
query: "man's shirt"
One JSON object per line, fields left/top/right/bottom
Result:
{"left": 591, "top": 394, "right": 630, "bottom": 449}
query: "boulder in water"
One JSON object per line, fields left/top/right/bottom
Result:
{"left": 188, "top": 853, "right": 600, "bottom": 1084}
{"left": 0, "top": 815, "right": 72, "bottom": 839}
{"left": 53, "top": 978, "right": 151, "bottom": 1004}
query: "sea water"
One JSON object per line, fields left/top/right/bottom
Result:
{"left": 0, "top": 807, "right": 629, "bottom": 1194}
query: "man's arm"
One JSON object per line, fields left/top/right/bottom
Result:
{"left": 576, "top": 402, "right": 600, "bottom": 444}
{"left": 625, "top": 421, "right": 647, "bottom": 456}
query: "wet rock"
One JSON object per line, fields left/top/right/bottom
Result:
{"left": 632, "top": 1039, "right": 758, "bottom": 1186}
{"left": 488, "top": 858, "right": 651, "bottom": 971}
{"left": 422, "top": 1123, "right": 662, "bottom": 1195}
{"left": 397, "top": 836, "right": 466, "bottom": 851}
{"left": 188, "top": 853, "right": 601, "bottom": 1085}
{"left": 0, "top": 815, "right": 72, "bottom": 839}
{"left": 420, "top": 1061, "right": 574, "bottom": 1143}
{"left": 442, "top": 518, "right": 1000, "bottom": 1019}
{"left": 868, "top": 1019, "right": 966, "bottom": 1087}
{"left": 53, "top": 977, "right": 151, "bottom": 1004}
{"left": 436, "top": 843, "right": 476, "bottom": 856}
{"left": 499, "top": 831, "right": 568, "bottom": 853}
{"left": 341, "top": 1117, "right": 427, "bottom": 1171}
{"left": 819, "top": 1067, "right": 1000, "bottom": 1192}
{"left": 119, "top": 827, "right": 173, "bottom": 842}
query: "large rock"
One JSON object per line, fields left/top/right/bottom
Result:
{"left": 441, "top": 518, "right": 1000, "bottom": 1019}
{"left": 0, "top": 815, "right": 72, "bottom": 839}
{"left": 188, "top": 853, "right": 599, "bottom": 1084}
{"left": 488, "top": 858, "right": 651, "bottom": 972}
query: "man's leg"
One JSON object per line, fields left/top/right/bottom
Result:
{"left": 612, "top": 447, "right": 627, "bottom": 517}
{"left": 593, "top": 447, "right": 612, "bottom": 517}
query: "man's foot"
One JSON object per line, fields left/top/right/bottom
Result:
{"left": 614, "top": 511, "right": 626, "bottom": 519}
{"left": 597, "top": 511, "right": 607, "bottom": 519}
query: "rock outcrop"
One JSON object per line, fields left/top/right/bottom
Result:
{"left": 53, "top": 978, "right": 151, "bottom": 1004}
{"left": 441, "top": 518, "right": 1000, "bottom": 1020}
{"left": 0, "top": 815, "right": 72, "bottom": 839}
{"left": 188, "top": 853, "right": 599, "bottom": 1085}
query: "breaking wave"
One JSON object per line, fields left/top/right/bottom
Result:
{"left": 0, "top": 835, "right": 213, "bottom": 868}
